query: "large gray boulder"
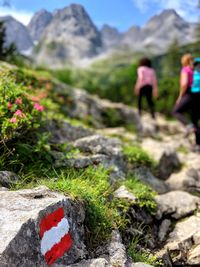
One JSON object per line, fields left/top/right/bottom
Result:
{"left": 74, "top": 134, "right": 122, "bottom": 156}
{"left": 166, "top": 168, "right": 200, "bottom": 193}
{"left": 46, "top": 120, "right": 93, "bottom": 144}
{"left": 164, "top": 214, "right": 200, "bottom": 264}
{"left": 0, "top": 186, "right": 86, "bottom": 267}
{"left": 65, "top": 88, "right": 141, "bottom": 130}
{"left": 157, "top": 149, "right": 181, "bottom": 180}
{"left": 155, "top": 191, "right": 200, "bottom": 220}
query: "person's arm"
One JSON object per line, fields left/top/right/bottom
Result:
{"left": 176, "top": 71, "right": 188, "bottom": 104}
{"left": 152, "top": 70, "right": 158, "bottom": 98}
{"left": 134, "top": 68, "right": 142, "bottom": 96}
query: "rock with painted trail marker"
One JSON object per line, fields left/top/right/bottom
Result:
{"left": 0, "top": 186, "right": 86, "bottom": 267}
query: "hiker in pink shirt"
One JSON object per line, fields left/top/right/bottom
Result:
{"left": 135, "top": 57, "right": 158, "bottom": 119}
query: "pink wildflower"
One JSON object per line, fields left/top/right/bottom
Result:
{"left": 38, "top": 92, "right": 47, "bottom": 99}
{"left": 7, "top": 102, "right": 12, "bottom": 109}
{"left": 34, "top": 102, "right": 44, "bottom": 112}
{"left": 14, "top": 109, "right": 26, "bottom": 118}
{"left": 31, "top": 96, "right": 39, "bottom": 102}
{"left": 15, "top": 98, "right": 22, "bottom": 105}
{"left": 10, "top": 117, "right": 17, "bottom": 123}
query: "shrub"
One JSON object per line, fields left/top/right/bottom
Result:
{"left": 0, "top": 70, "right": 45, "bottom": 140}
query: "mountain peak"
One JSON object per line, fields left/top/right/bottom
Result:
{"left": 160, "top": 9, "right": 179, "bottom": 17}
{"left": 28, "top": 9, "right": 53, "bottom": 41}
{"left": 0, "top": 15, "right": 33, "bottom": 52}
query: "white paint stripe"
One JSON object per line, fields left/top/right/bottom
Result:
{"left": 41, "top": 217, "right": 70, "bottom": 255}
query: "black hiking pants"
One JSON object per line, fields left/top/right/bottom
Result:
{"left": 191, "top": 93, "right": 200, "bottom": 145}
{"left": 138, "top": 85, "right": 155, "bottom": 119}
{"left": 172, "top": 93, "right": 192, "bottom": 126}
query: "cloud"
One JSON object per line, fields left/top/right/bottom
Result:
{"left": 132, "top": 0, "right": 199, "bottom": 21}
{"left": 0, "top": 6, "right": 33, "bottom": 25}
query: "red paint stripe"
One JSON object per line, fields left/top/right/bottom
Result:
{"left": 40, "top": 207, "right": 64, "bottom": 238}
{"left": 44, "top": 232, "right": 73, "bottom": 266}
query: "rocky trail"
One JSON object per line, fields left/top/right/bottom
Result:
{"left": 1, "top": 81, "right": 200, "bottom": 267}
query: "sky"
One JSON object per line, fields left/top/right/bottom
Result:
{"left": 0, "top": 0, "right": 199, "bottom": 31}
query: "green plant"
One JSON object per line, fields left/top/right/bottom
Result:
{"left": 123, "top": 176, "right": 157, "bottom": 214}
{"left": 123, "top": 145, "right": 156, "bottom": 169}
{"left": 0, "top": 70, "right": 46, "bottom": 140}
{"left": 128, "top": 240, "right": 163, "bottom": 266}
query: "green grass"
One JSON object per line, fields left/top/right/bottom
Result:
{"left": 11, "top": 165, "right": 128, "bottom": 248}
{"left": 123, "top": 145, "right": 156, "bottom": 169}
{"left": 128, "top": 242, "right": 163, "bottom": 266}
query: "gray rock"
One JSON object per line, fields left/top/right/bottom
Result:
{"left": 166, "top": 168, "right": 200, "bottom": 193}
{"left": 53, "top": 154, "right": 108, "bottom": 168}
{"left": 109, "top": 230, "right": 127, "bottom": 267}
{"left": 47, "top": 120, "right": 93, "bottom": 143}
{"left": 0, "top": 186, "right": 86, "bottom": 266}
{"left": 155, "top": 191, "right": 200, "bottom": 220}
{"left": 165, "top": 214, "right": 200, "bottom": 252}
{"left": 65, "top": 258, "right": 109, "bottom": 267}
{"left": 158, "top": 219, "right": 171, "bottom": 243}
{"left": 158, "top": 149, "right": 181, "bottom": 180}
{"left": 138, "top": 116, "right": 157, "bottom": 137}
{"left": 0, "top": 187, "right": 8, "bottom": 191}
{"left": 74, "top": 134, "right": 122, "bottom": 156}
{"left": 0, "top": 171, "right": 19, "bottom": 188}
{"left": 133, "top": 167, "right": 169, "bottom": 194}
{"left": 131, "top": 263, "right": 153, "bottom": 267}
{"left": 54, "top": 85, "right": 141, "bottom": 131}
{"left": 114, "top": 186, "right": 136, "bottom": 202}
{"left": 188, "top": 244, "right": 200, "bottom": 265}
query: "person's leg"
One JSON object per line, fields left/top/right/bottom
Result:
{"left": 191, "top": 93, "right": 200, "bottom": 146}
{"left": 145, "top": 85, "right": 155, "bottom": 119}
{"left": 172, "top": 94, "right": 192, "bottom": 126}
{"left": 138, "top": 87, "right": 144, "bottom": 116}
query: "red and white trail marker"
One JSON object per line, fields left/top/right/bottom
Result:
{"left": 39, "top": 207, "right": 73, "bottom": 266}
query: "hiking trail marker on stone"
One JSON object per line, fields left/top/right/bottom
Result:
{"left": 39, "top": 207, "right": 73, "bottom": 265}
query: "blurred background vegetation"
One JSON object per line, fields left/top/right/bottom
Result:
{"left": 47, "top": 41, "right": 199, "bottom": 117}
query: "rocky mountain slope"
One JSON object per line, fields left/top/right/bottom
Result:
{"left": 1, "top": 62, "right": 200, "bottom": 266}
